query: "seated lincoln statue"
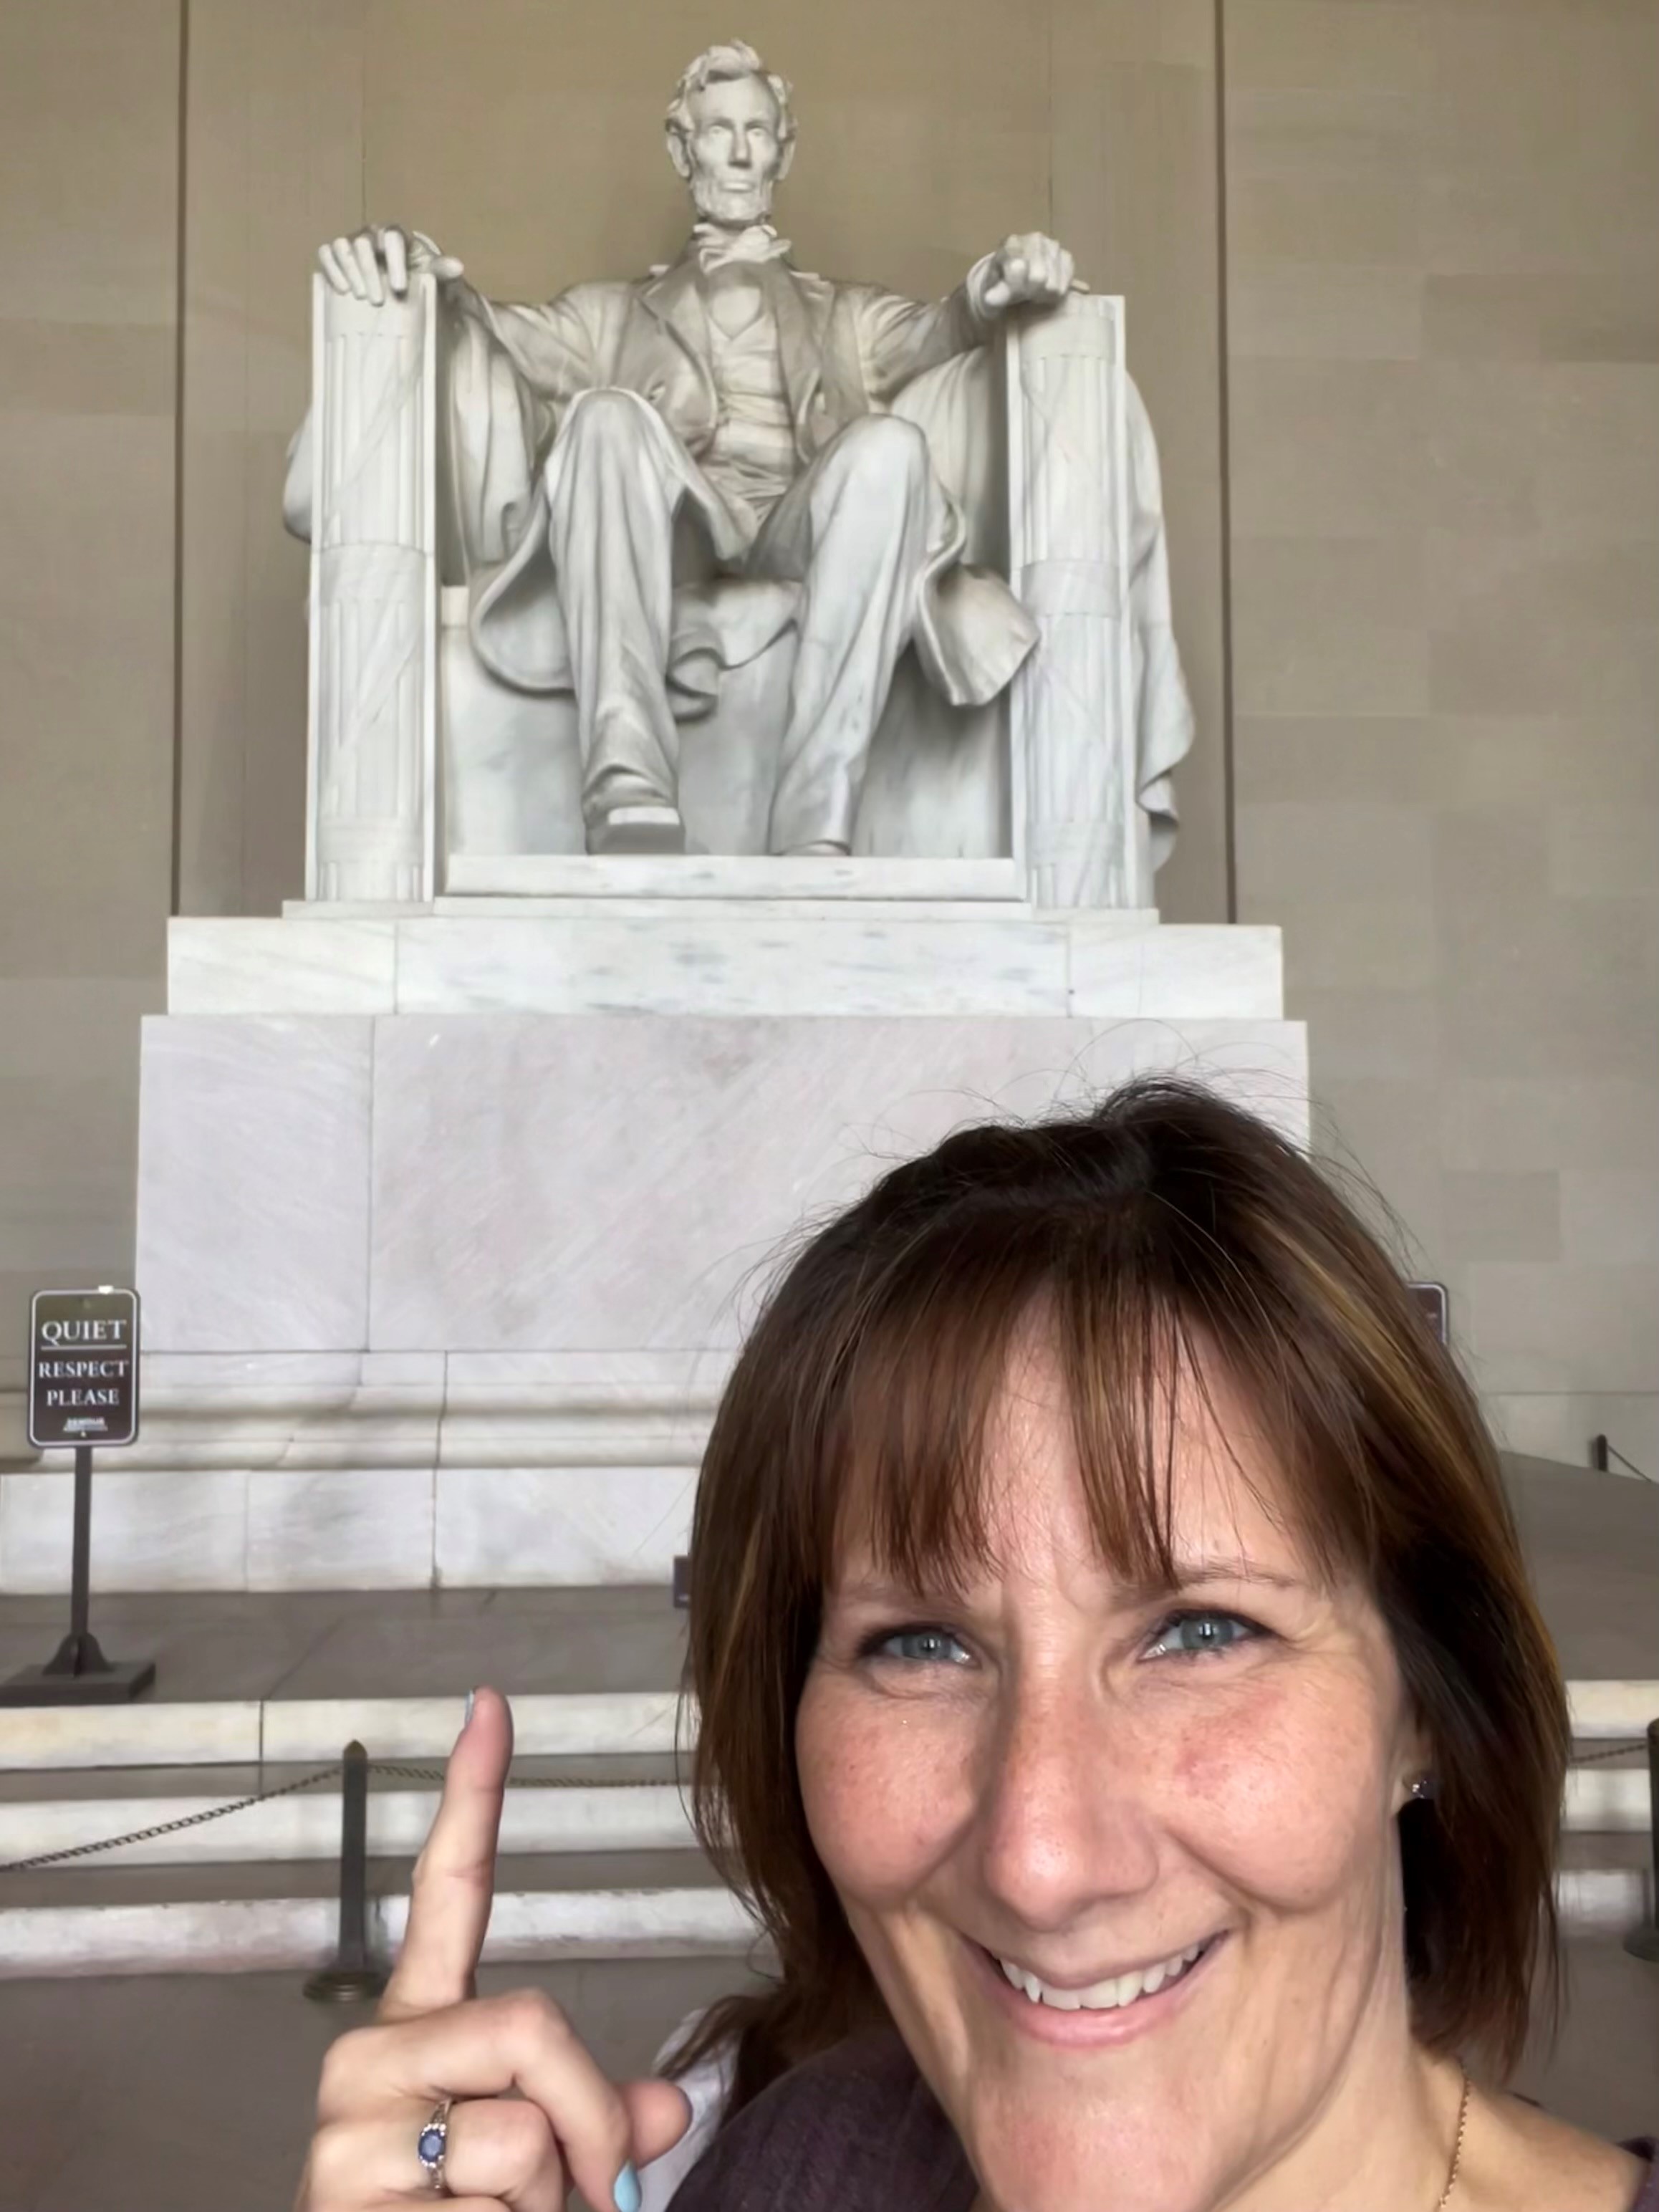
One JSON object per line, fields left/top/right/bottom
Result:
{"left": 285, "top": 40, "right": 1193, "bottom": 876}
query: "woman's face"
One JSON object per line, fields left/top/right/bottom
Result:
{"left": 795, "top": 1334, "right": 1427, "bottom": 2212}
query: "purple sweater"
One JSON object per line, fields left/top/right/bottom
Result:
{"left": 666, "top": 2029, "right": 1659, "bottom": 2211}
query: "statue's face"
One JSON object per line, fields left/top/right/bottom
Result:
{"left": 680, "top": 73, "right": 788, "bottom": 226}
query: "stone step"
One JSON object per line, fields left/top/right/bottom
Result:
{"left": 0, "top": 1759, "right": 1648, "bottom": 1872}
{"left": 0, "top": 1850, "right": 1640, "bottom": 1979}
{"left": 0, "top": 1756, "right": 698, "bottom": 1866}
{"left": 0, "top": 1850, "right": 754, "bottom": 1980}
{"left": 0, "top": 1688, "right": 686, "bottom": 1771}
{"left": 4, "top": 1680, "right": 1650, "bottom": 1772}
{"left": 0, "top": 1842, "right": 721, "bottom": 1910}
{"left": 1558, "top": 1827, "right": 1655, "bottom": 1873}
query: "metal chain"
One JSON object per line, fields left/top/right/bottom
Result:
{"left": 0, "top": 1743, "right": 1640, "bottom": 1879}
{"left": 1572, "top": 1740, "right": 1648, "bottom": 1765}
{"left": 0, "top": 1758, "right": 683, "bottom": 1876}
{"left": 370, "top": 1763, "right": 679, "bottom": 1790}
{"left": 0, "top": 1764, "right": 340, "bottom": 1875}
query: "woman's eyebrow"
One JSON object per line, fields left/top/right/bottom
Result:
{"left": 830, "top": 1556, "right": 1308, "bottom": 1607}
{"left": 829, "top": 1572, "right": 949, "bottom": 1605}
{"left": 1143, "top": 1553, "right": 1307, "bottom": 1596}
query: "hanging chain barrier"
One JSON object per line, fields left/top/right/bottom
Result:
{"left": 0, "top": 1735, "right": 1645, "bottom": 1880}
{"left": 0, "top": 1751, "right": 689, "bottom": 1877}
{"left": 0, "top": 1763, "right": 341, "bottom": 1875}
{"left": 1574, "top": 1739, "right": 1653, "bottom": 1766}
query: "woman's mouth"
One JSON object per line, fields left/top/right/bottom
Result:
{"left": 973, "top": 1932, "right": 1226, "bottom": 2044}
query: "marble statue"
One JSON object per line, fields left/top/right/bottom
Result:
{"left": 284, "top": 41, "right": 1194, "bottom": 887}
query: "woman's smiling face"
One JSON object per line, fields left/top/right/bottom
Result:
{"left": 794, "top": 1329, "right": 1429, "bottom": 2212}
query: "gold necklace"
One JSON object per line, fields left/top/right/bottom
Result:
{"left": 1434, "top": 2067, "right": 1472, "bottom": 2209}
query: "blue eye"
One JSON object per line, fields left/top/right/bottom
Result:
{"left": 1145, "top": 1609, "right": 1261, "bottom": 1660}
{"left": 866, "top": 1625, "right": 972, "bottom": 1667}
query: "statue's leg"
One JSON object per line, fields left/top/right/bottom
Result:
{"left": 544, "top": 389, "right": 686, "bottom": 847}
{"left": 749, "top": 415, "right": 933, "bottom": 857}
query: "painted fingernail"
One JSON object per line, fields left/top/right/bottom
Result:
{"left": 612, "top": 2162, "right": 641, "bottom": 2212}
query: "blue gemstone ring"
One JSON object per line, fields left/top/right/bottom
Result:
{"left": 416, "top": 2098, "right": 453, "bottom": 2194}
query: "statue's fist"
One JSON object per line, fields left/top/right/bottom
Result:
{"left": 317, "top": 226, "right": 465, "bottom": 304}
{"left": 979, "top": 232, "right": 1079, "bottom": 314}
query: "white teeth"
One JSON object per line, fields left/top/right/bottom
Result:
{"left": 995, "top": 1938, "right": 1209, "bottom": 2013}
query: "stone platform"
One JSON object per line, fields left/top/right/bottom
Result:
{"left": 1, "top": 867, "right": 1307, "bottom": 1591}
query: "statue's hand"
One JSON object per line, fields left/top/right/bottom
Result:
{"left": 317, "top": 225, "right": 465, "bottom": 304}
{"left": 978, "top": 232, "right": 1080, "bottom": 314}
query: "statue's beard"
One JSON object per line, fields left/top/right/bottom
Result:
{"left": 689, "top": 170, "right": 776, "bottom": 229}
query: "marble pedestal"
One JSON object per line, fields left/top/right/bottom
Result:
{"left": 1, "top": 868, "right": 1305, "bottom": 1591}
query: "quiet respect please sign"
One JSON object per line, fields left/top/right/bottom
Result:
{"left": 28, "top": 1289, "right": 140, "bottom": 1450}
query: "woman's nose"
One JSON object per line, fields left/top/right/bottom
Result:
{"left": 974, "top": 1686, "right": 1158, "bottom": 1928}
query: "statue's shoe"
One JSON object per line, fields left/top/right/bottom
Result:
{"left": 783, "top": 840, "right": 852, "bottom": 857}
{"left": 587, "top": 804, "right": 686, "bottom": 856}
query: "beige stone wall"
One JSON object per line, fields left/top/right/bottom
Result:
{"left": 0, "top": 1, "right": 181, "bottom": 1385}
{"left": 2, "top": 1, "right": 1653, "bottom": 1479}
{"left": 175, "top": 0, "right": 363, "bottom": 918}
{"left": 175, "top": 0, "right": 1231, "bottom": 923}
{"left": 1225, "top": 0, "right": 1659, "bottom": 1472}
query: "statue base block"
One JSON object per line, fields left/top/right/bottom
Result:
{"left": 0, "top": 899, "right": 1306, "bottom": 1594}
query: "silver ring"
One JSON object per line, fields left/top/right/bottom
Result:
{"left": 416, "top": 2097, "right": 453, "bottom": 2194}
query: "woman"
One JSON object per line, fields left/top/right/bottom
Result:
{"left": 297, "top": 1079, "right": 1655, "bottom": 2211}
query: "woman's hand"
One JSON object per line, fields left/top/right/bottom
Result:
{"left": 295, "top": 1687, "right": 693, "bottom": 2211}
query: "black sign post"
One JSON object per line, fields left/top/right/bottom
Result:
{"left": 0, "top": 1288, "right": 156, "bottom": 1706}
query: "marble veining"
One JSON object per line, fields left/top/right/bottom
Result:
{"left": 368, "top": 1014, "right": 1308, "bottom": 1353}
{"left": 168, "top": 917, "right": 396, "bottom": 1014}
{"left": 436, "top": 1466, "right": 698, "bottom": 1586}
{"left": 135, "top": 1016, "right": 375, "bottom": 1352}
{"left": 393, "top": 913, "right": 1072, "bottom": 1019}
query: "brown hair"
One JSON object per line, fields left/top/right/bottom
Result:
{"left": 670, "top": 1078, "right": 1567, "bottom": 2110}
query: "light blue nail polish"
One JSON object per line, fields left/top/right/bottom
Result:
{"left": 612, "top": 2161, "right": 641, "bottom": 2212}
{"left": 463, "top": 1689, "right": 476, "bottom": 1730}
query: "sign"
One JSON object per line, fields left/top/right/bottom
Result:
{"left": 28, "top": 1288, "right": 140, "bottom": 1450}
{"left": 1408, "top": 1281, "right": 1448, "bottom": 1347}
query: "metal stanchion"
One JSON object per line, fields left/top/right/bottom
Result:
{"left": 0, "top": 1445, "right": 156, "bottom": 1704}
{"left": 304, "top": 1742, "right": 388, "bottom": 2003}
{"left": 1625, "top": 1718, "right": 1659, "bottom": 1965}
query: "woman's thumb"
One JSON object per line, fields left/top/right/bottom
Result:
{"left": 622, "top": 2075, "right": 696, "bottom": 2168}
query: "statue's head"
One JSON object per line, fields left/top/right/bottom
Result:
{"left": 665, "top": 42, "right": 796, "bottom": 228}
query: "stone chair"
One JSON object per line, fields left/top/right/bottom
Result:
{"left": 287, "top": 276, "right": 1191, "bottom": 910}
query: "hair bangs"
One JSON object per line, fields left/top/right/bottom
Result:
{"left": 812, "top": 1191, "right": 1385, "bottom": 1629}
{"left": 806, "top": 1207, "right": 1299, "bottom": 1605}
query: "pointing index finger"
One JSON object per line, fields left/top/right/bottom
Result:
{"left": 380, "top": 1686, "right": 513, "bottom": 2021}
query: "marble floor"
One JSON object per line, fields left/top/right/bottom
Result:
{"left": 3, "top": 1456, "right": 1655, "bottom": 1702}
{"left": 0, "top": 1583, "right": 690, "bottom": 1704}
{"left": 1, "top": 1953, "right": 762, "bottom": 2212}
{"left": 2, "top": 1942, "right": 1656, "bottom": 2211}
